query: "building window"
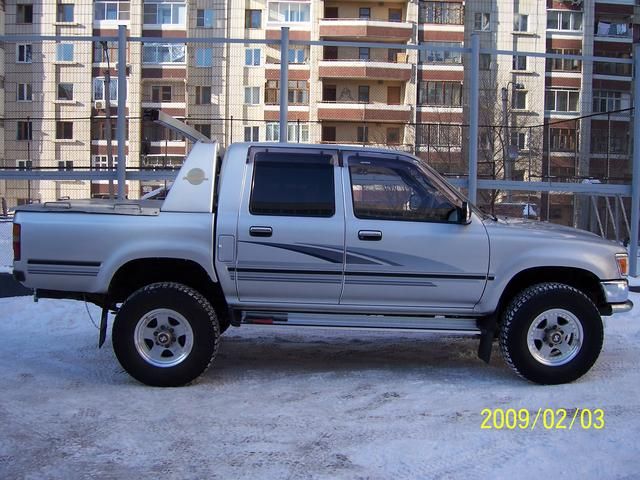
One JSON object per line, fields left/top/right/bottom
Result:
{"left": 94, "top": 1, "right": 130, "bottom": 21}
{"left": 17, "top": 4, "right": 34, "bottom": 24}
{"left": 474, "top": 13, "right": 490, "bottom": 31}
{"left": 195, "top": 48, "right": 213, "bottom": 67}
{"left": 595, "top": 20, "right": 630, "bottom": 38}
{"left": 550, "top": 128, "right": 578, "bottom": 152}
{"left": 57, "top": 3, "right": 74, "bottom": 22}
{"left": 244, "top": 86, "right": 260, "bottom": 105}
{"left": 546, "top": 49, "right": 581, "bottom": 72}
{"left": 92, "top": 155, "right": 118, "bottom": 170}
{"left": 16, "top": 44, "right": 33, "bottom": 63}
{"left": 245, "top": 48, "right": 261, "bottom": 66}
{"left": 545, "top": 89, "right": 579, "bottom": 112}
{"left": 418, "top": 81, "right": 463, "bottom": 107}
{"left": 512, "top": 90, "right": 527, "bottom": 110}
{"left": 265, "top": 80, "right": 309, "bottom": 105}
{"left": 58, "top": 83, "right": 74, "bottom": 100}
{"left": 421, "top": 42, "right": 462, "bottom": 64}
{"left": 389, "top": 9, "right": 402, "bottom": 22}
{"left": 245, "top": 126, "right": 260, "bottom": 142}
{"left": 357, "top": 126, "right": 369, "bottom": 143}
{"left": 17, "top": 160, "right": 33, "bottom": 171}
{"left": 265, "top": 122, "right": 310, "bottom": 142}
{"left": 143, "top": 1, "right": 186, "bottom": 25}
{"left": 479, "top": 54, "right": 492, "bottom": 70}
{"left": 268, "top": 2, "right": 310, "bottom": 22}
{"left": 510, "top": 131, "right": 527, "bottom": 150}
{"left": 288, "top": 48, "right": 307, "bottom": 64}
{"left": 359, "top": 7, "right": 371, "bottom": 20}
{"left": 194, "top": 124, "right": 211, "bottom": 138}
{"left": 93, "top": 77, "right": 118, "bottom": 102}
{"left": 196, "top": 9, "right": 215, "bottom": 27}
{"left": 387, "top": 128, "right": 401, "bottom": 145}
{"left": 591, "top": 130, "right": 628, "bottom": 154}
{"left": 195, "top": 86, "right": 211, "bottom": 104}
{"left": 359, "top": 48, "right": 370, "bottom": 61}
{"left": 419, "top": 2, "right": 464, "bottom": 25}
{"left": 592, "top": 90, "right": 630, "bottom": 113}
{"left": 151, "top": 85, "right": 172, "bottom": 102}
{"left": 56, "top": 43, "right": 74, "bottom": 62}
{"left": 93, "top": 41, "right": 118, "bottom": 63}
{"left": 418, "top": 124, "right": 462, "bottom": 147}
{"left": 17, "top": 84, "right": 33, "bottom": 102}
{"left": 56, "top": 121, "right": 74, "bottom": 140}
{"left": 513, "top": 14, "right": 528, "bottom": 32}
{"left": 17, "top": 122, "right": 33, "bottom": 141}
{"left": 58, "top": 161, "right": 74, "bottom": 171}
{"left": 358, "top": 85, "right": 370, "bottom": 103}
{"left": 142, "top": 43, "right": 186, "bottom": 64}
{"left": 512, "top": 55, "right": 527, "bottom": 71}
{"left": 547, "top": 10, "right": 582, "bottom": 31}
{"left": 245, "top": 9, "right": 262, "bottom": 28}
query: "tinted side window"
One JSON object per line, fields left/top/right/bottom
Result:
{"left": 250, "top": 152, "right": 335, "bottom": 217}
{"left": 349, "top": 157, "right": 454, "bottom": 222}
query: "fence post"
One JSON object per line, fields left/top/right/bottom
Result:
{"left": 117, "top": 25, "right": 127, "bottom": 199}
{"left": 629, "top": 45, "right": 640, "bottom": 275}
{"left": 468, "top": 33, "right": 480, "bottom": 204}
{"left": 279, "top": 27, "right": 290, "bottom": 143}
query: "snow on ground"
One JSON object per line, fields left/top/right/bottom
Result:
{"left": 1, "top": 296, "right": 639, "bottom": 479}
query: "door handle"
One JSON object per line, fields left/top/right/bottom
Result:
{"left": 249, "top": 226, "right": 273, "bottom": 237}
{"left": 358, "top": 230, "right": 382, "bottom": 241}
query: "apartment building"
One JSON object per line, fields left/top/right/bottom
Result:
{"left": 0, "top": 0, "right": 636, "bottom": 220}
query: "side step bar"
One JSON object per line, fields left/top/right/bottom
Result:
{"left": 241, "top": 312, "right": 481, "bottom": 335}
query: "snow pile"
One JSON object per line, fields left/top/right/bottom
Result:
{"left": 1, "top": 294, "right": 639, "bottom": 478}
{"left": 0, "top": 221, "right": 12, "bottom": 270}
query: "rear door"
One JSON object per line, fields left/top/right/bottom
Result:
{"left": 235, "top": 147, "right": 345, "bottom": 304}
{"left": 341, "top": 152, "right": 490, "bottom": 310}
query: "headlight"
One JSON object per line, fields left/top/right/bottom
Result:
{"left": 615, "top": 253, "right": 629, "bottom": 277}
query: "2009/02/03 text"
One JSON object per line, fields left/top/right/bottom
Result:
{"left": 480, "top": 408, "right": 605, "bottom": 430}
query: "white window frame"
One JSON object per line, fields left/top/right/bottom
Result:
{"left": 92, "top": 155, "right": 119, "bottom": 170}
{"left": 143, "top": 1, "right": 186, "bottom": 26}
{"left": 94, "top": 1, "right": 130, "bottom": 21}
{"left": 17, "top": 83, "right": 33, "bottom": 102}
{"left": 592, "top": 90, "right": 630, "bottom": 113}
{"left": 512, "top": 55, "right": 527, "bottom": 71}
{"left": 142, "top": 43, "right": 186, "bottom": 64}
{"left": 547, "top": 10, "right": 583, "bottom": 32}
{"left": 288, "top": 48, "right": 307, "bottom": 64}
{"left": 195, "top": 85, "right": 211, "bottom": 104}
{"left": 245, "top": 48, "right": 261, "bottom": 66}
{"left": 244, "top": 126, "right": 260, "bottom": 142}
{"left": 196, "top": 8, "right": 215, "bottom": 28}
{"left": 268, "top": 2, "right": 311, "bottom": 23}
{"left": 16, "top": 44, "right": 33, "bottom": 63}
{"left": 57, "top": 82, "right": 74, "bottom": 101}
{"left": 56, "top": 43, "right": 74, "bottom": 62}
{"left": 545, "top": 89, "right": 580, "bottom": 112}
{"left": 57, "top": 3, "right": 75, "bottom": 23}
{"left": 422, "top": 42, "right": 463, "bottom": 64}
{"left": 510, "top": 131, "right": 528, "bottom": 151}
{"left": 244, "top": 86, "right": 260, "bottom": 105}
{"left": 474, "top": 12, "right": 490, "bottom": 31}
{"left": 512, "top": 90, "right": 528, "bottom": 110}
{"left": 195, "top": 47, "right": 213, "bottom": 67}
{"left": 93, "top": 77, "right": 119, "bottom": 102}
{"left": 513, "top": 14, "right": 528, "bottom": 32}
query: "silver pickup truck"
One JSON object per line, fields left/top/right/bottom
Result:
{"left": 12, "top": 138, "right": 632, "bottom": 387}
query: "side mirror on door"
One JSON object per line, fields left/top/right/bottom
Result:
{"left": 458, "top": 201, "right": 472, "bottom": 225}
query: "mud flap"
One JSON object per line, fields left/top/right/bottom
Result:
{"left": 477, "top": 315, "right": 497, "bottom": 364}
{"left": 99, "top": 307, "right": 109, "bottom": 348}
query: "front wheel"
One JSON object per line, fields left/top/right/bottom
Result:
{"left": 499, "top": 283, "right": 604, "bottom": 385}
{"left": 112, "top": 282, "right": 220, "bottom": 387}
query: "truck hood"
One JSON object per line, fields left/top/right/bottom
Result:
{"left": 484, "top": 217, "right": 606, "bottom": 242}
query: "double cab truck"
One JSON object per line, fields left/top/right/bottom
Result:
{"left": 12, "top": 121, "right": 633, "bottom": 387}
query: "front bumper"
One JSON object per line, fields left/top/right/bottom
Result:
{"left": 601, "top": 280, "right": 633, "bottom": 315}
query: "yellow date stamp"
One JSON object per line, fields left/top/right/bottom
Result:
{"left": 480, "top": 408, "right": 605, "bottom": 430}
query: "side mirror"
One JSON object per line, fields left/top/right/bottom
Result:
{"left": 458, "top": 201, "right": 472, "bottom": 224}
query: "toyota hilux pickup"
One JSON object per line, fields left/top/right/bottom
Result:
{"left": 11, "top": 120, "right": 632, "bottom": 387}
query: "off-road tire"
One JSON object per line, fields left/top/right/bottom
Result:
{"left": 499, "top": 282, "right": 603, "bottom": 385}
{"left": 112, "top": 282, "right": 220, "bottom": 387}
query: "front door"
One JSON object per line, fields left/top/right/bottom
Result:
{"left": 341, "top": 152, "right": 490, "bottom": 310}
{"left": 235, "top": 147, "right": 345, "bottom": 305}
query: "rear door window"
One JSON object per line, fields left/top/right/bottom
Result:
{"left": 250, "top": 151, "right": 336, "bottom": 217}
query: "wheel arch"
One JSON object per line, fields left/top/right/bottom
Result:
{"left": 496, "top": 267, "right": 605, "bottom": 320}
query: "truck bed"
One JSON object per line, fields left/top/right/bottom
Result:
{"left": 15, "top": 199, "right": 162, "bottom": 216}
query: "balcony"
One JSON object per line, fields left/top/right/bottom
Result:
{"left": 317, "top": 102, "right": 411, "bottom": 123}
{"left": 595, "top": 20, "right": 632, "bottom": 41}
{"left": 319, "top": 18, "right": 412, "bottom": 42}
{"left": 318, "top": 60, "right": 412, "bottom": 81}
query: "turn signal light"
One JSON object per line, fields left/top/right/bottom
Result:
{"left": 615, "top": 253, "right": 628, "bottom": 277}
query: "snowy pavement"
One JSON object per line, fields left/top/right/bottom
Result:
{"left": 1, "top": 295, "right": 639, "bottom": 479}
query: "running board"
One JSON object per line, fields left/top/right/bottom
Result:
{"left": 241, "top": 312, "right": 481, "bottom": 335}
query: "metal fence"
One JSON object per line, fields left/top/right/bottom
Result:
{"left": 0, "top": 28, "right": 638, "bottom": 271}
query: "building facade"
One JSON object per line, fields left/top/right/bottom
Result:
{"left": 0, "top": 0, "right": 636, "bottom": 226}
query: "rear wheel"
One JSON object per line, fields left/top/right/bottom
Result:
{"left": 499, "top": 283, "right": 603, "bottom": 385}
{"left": 112, "top": 282, "right": 219, "bottom": 387}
